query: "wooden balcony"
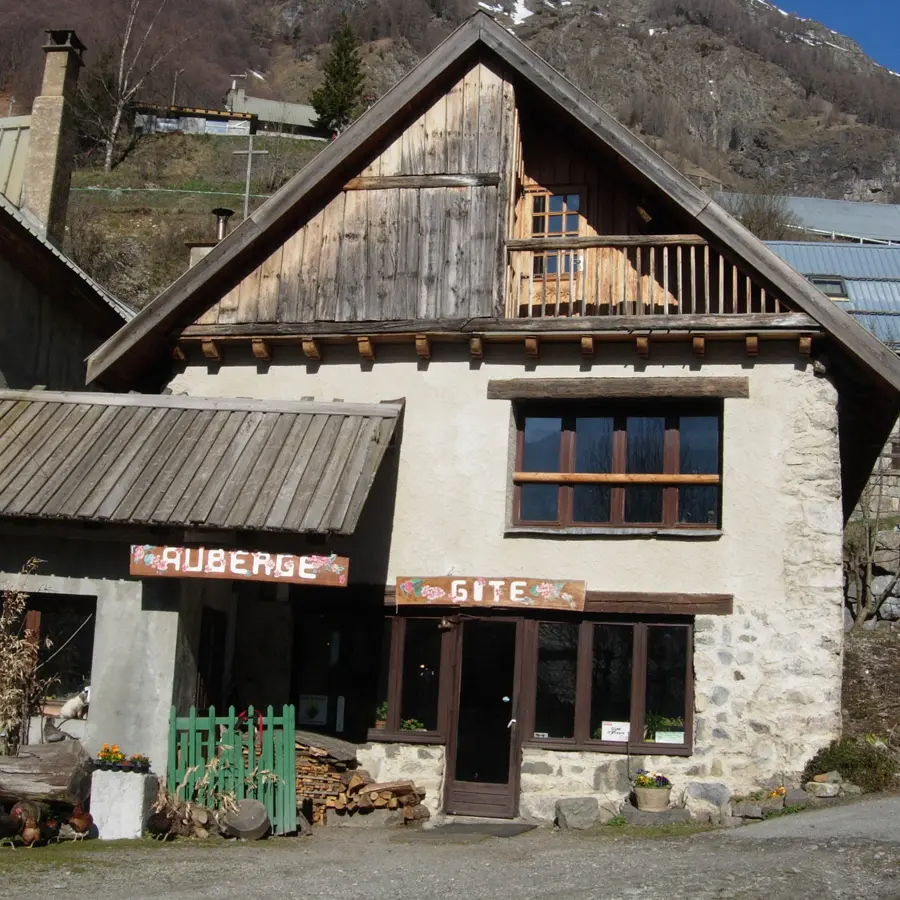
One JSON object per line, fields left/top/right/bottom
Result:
{"left": 507, "top": 235, "right": 787, "bottom": 319}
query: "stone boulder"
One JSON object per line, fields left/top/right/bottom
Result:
{"left": 732, "top": 801, "right": 763, "bottom": 819}
{"left": 840, "top": 783, "right": 863, "bottom": 796}
{"left": 622, "top": 805, "right": 691, "bottom": 826}
{"left": 880, "top": 597, "right": 900, "bottom": 621}
{"left": 805, "top": 782, "right": 840, "bottom": 798}
{"left": 784, "top": 788, "right": 809, "bottom": 808}
{"left": 812, "top": 771, "right": 841, "bottom": 784}
{"left": 873, "top": 531, "right": 900, "bottom": 571}
{"left": 555, "top": 797, "right": 600, "bottom": 830}
{"left": 682, "top": 782, "right": 731, "bottom": 822}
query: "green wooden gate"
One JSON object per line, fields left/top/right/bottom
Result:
{"left": 168, "top": 705, "right": 297, "bottom": 835}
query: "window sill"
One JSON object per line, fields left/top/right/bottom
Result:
{"left": 365, "top": 730, "right": 445, "bottom": 745}
{"left": 523, "top": 739, "right": 692, "bottom": 757}
{"left": 505, "top": 525, "right": 723, "bottom": 539}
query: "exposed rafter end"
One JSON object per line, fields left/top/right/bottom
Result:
{"left": 525, "top": 336, "right": 540, "bottom": 359}
{"left": 201, "top": 340, "right": 221, "bottom": 362}
{"left": 415, "top": 334, "right": 431, "bottom": 360}
{"left": 171, "top": 344, "right": 186, "bottom": 362}
{"left": 469, "top": 336, "right": 484, "bottom": 360}
{"left": 301, "top": 338, "right": 322, "bottom": 361}
{"left": 357, "top": 336, "right": 375, "bottom": 361}
{"left": 251, "top": 339, "right": 271, "bottom": 361}
{"left": 636, "top": 336, "right": 650, "bottom": 359}
{"left": 799, "top": 335, "right": 813, "bottom": 356}
{"left": 692, "top": 336, "right": 705, "bottom": 359}
{"left": 745, "top": 334, "right": 759, "bottom": 357}
{"left": 580, "top": 336, "right": 595, "bottom": 359}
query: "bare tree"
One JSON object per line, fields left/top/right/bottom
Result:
{"left": 723, "top": 188, "right": 800, "bottom": 241}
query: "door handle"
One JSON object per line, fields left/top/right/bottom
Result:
{"left": 507, "top": 718, "right": 517, "bottom": 729}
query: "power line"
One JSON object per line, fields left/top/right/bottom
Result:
{"left": 71, "top": 186, "right": 272, "bottom": 199}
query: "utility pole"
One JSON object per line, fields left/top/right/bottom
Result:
{"left": 171, "top": 69, "right": 184, "bottom": 107}
{"left": 233, "top": 134, "right": 268, "bottom": 220}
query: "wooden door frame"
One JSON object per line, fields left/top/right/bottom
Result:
{"left": 443, "top": 615, "right": 524, "bottom": 818}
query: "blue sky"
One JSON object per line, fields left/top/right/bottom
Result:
{"left": 781, "top": 1, "right": 900, "bottom": 72}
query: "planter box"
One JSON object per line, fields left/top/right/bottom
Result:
{"left": 91, "top": 770, "right": 157, "bottom": 840}
{"left": 634, "top": 786, "right": 671, "bottom": 812}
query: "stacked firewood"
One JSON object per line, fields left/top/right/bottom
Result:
{"left": 295, "top": 741, "right": 352, "bottom": 824}
{"left": 326, "top": 775, "right": 429, "bottom": 822}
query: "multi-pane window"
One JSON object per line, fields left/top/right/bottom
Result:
{"left": 514, "top": 404, "right": 722, "bottom": 529}
{"left": 530, "top": 191, "right": 581, "bottom": 277}
{"left": 527, "top": 620, "right": 691, "bottom": 751}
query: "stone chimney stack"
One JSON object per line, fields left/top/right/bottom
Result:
{"left": 22, "top": 30, "right": 85, "bottom": 246}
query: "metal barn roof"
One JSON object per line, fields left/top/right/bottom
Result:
{"left": 0, "top": 391, "right": 401, "bottom": 534}
{"left": 767, "top": 241, "right": 900, "bottom": 350}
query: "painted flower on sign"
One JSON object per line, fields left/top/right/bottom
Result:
{"left": 400, "top": 580, "right": 415, "bottom": 595}
{"left": 528, "top": 582, "right": 577, "bottom": 608}
{"left": 420, "top": 585, "right": 447, "bottom": 601}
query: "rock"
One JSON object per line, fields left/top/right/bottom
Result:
{"left": 873, "top": 532, "right": 900, "bottom": 570}
{"left": 759, "top": 796, "right": 784, "bottom": 815}
{"left": 555, "top": 797, "right": 600, "bottom": 830}
{"left": 784, "top": 789, "right": 809, "bottom": 808}
{"left": 840, "top": 783, "right": 863, "bottom": 795}
{"left": 91, "top": 770, "right": 157, "bottom": 841}
{"left": 683, "top": 782, "right": 731, "bottom": 809}
{"left": 722, "top": 816, "right": 745, "bottom": 828}
{"left": 733, "top": 802, "right": 763, "bottom": 819}
{"left": 622, "top": 805, "right": 691, "bottom": 826}
{"left": 812, "top": 771, "right": 841, "bottom": 784}
{"left": 881, "top": 597, "right": 900, "bottom": 621}
{"left": 805, "top": 782, "right": 840, "bottom": 798}
{"left": 327, "top": 808, "right": 404, "bottom": 827}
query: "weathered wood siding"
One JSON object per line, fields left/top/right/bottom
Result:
{"left": 0, "top": 256, "right": 101, "bottom": 390}
{"left": 195, "top": 62, "right": 517, "bottom": 327}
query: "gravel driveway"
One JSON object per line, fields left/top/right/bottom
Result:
{"left": 2, "top": 801, "right": 899, "bottom": 900}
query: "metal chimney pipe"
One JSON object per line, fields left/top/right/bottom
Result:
{"left": 212, "top": 207, "right": 234, "bottom": 241}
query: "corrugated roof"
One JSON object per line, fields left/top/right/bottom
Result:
{"left": 228, "top": 92, "right": 319, "bottom": 131}
{"left": 0, "top": 391, "right": 402, "bottom": 534}
{"left": 719, "top": 193, "right": 900, "bottom": 244}
{"left": 0, "top": 193, "right": 135, "bottom": 322}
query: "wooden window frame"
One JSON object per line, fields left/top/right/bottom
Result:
{"left": 513, "top": 401, "right": 723, "bottom": 531}
{"left": 526, "top": 185, "right": 586, "bottom": 281}
{"left": 519, "top": 617, "right": 694, "bottom": 756}
{"left": 366, "top": 615, "right": 454, "bottom": 744}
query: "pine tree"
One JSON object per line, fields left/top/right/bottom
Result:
{"left": 311, "top": 17, "right": 365, "bottom": 135}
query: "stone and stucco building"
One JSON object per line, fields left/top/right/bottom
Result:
{"left": 1, "top": 14, "right": 899, "bottom": 821}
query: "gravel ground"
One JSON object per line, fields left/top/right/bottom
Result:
{"left": 1, "top": 803, "right": 899, "bottom": 900}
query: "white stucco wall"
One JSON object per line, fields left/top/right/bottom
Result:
{"left": 169, "top": 341, "right": 845, "bottom": 813}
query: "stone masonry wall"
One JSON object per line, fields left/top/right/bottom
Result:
{"left": 357, "top": 743, "right": 445, "bottom": 817}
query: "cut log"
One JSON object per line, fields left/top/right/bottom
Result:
{"left": 347, "top": 773, "right": 366, "bottom": 794}
{"left": 356, "top": 791, "right": 374, "bottom": 810}
{"left": 361, "top": 781, "right": 415, "bottom": 796}
{"left": 388, "top": 797, "right": 399, "bottom": 810}
{"left": 0, "top": 740, "right": 91, "bottom": 807}
{"left": 372, "top": 795, "right": 388, "bottom": 809}
{"left": 404, "top": 804, "right": 430, "bottom": 823}
{"left": 219, "top": 799, "right": 270, "bottom": 841}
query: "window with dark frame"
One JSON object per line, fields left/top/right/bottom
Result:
{"left": 514, "top": 403, "right": 722, "bottom": 530}
{"left": 529, "top": 190, "right": 582, "bottom": 278}
{"left": 526, "top": 619, "right": 692, "bottom": 752}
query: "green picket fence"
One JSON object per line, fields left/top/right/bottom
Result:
{"left": 168, "top": 704, "right": 297, "bottom": 835}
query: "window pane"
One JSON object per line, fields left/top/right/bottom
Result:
{"left": 548, "top": 214, "right": 563, "bottom": 233}
{"left": 565, "top": 213, "right": 579, "bottom": 232}
{"left": 373, "top": 618, "right": 391, "bottom": 729}
{"left": 534, "top": 622, "right": 578, "bottom": 739}
{"left": 546, "top": 254, "right": 558, "bottom": 275}
{"left": 520, "top": 417, "right": 561, "bottom": 522}
{"left": 533, "top": 195, "right": 546, "bottom": 213}
{"left": 400, "top": 619, "right": 441, "bottom": 731}
{"left": 566, "top": 194, "right": 580, "bottom": 211}
{"left": 548, "top": 195, "right": 564, "bottom": 212}
{"left": 533, "top": 256, "right": 544, "bottom": 276}
{"left": 532, "top": 215, "right": 545, "bottom": 234}
{"left": 678, "top": 416, "right": 719, "bottom": 525}
{"left": 644, "top": 626, "right": 688, "bottom": 744}
{"left": 625, "top": 416, "right": 665, "bottom": 523}
{"left": 574, "top": 416, "right": 613, "bottom": 523}
{"left": 590, "top": 625, "right": 633, "bottom": 740}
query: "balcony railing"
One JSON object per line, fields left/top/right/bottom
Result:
{"left": 507, "top": 235, "right": 786, "bottom": 318}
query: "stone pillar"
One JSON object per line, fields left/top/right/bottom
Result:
{"left": 22, "top": 30, "right": 85, "bottom": 246}
{"left": 91, "top": 771, "right": 158, "bottom": 840}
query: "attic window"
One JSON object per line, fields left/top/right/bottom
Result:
{"left": 529, "top": 190, "right": 583, "bottom": 277}
{"left": 809, "top": 276, "right": 848, "bottom": 301}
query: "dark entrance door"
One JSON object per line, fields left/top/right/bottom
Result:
{"left": 445, "top": 618, "right": 521, "bottom": 818}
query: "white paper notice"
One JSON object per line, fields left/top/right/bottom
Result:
{"left": 601, "top": 721, "right": 630, "bottom": 742}
{"left": 655, "top": 731, "right": 685, "bottom": 744}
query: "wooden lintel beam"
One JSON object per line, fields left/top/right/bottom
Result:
{"left": 745, "top": 334, "right": 759, "bottom": 357}
{"left": 580, "top": 336, "right": 595, "bottom": 358}
{"left": 585, "top": 592, "right": 733, "bottom": 616}
{"left": 469, "top": 336, "right": 484, "bottom": 360}
{"left": 692, "top": 336, "right": 705, "bottom": 358}
{"left": 507, "top": 235, "right": 706, "bottom": 251}
{"left": 200, "top": 340, "right": 220, "bottom": 362}
{"left": 301, "top": 338, "right": 322, "bottom": 361}
{"left": 171, "top": 344, "right": 186, "bottom": 362}
{"left": 357, "top": 336, "right": 375, "bottom": 361}
{"left": 799, "top": 335, "right": 813, "bottom": 356}
{"left": 636, "top": 336, "right": 650, "bottom": 359}
{"left": 524, "top": 336, "right": 539, "bottom": 358}
{"left": 487, "top": 376, "right": 750, "bottom": 400}
{"left": 344, "top": 173, "right": 500, "bottom": 190}
{"left": 251, "top": 339, "right": 270, "bottom": 361}
{"left": 415, "top": 334, "right": 431, "bottom": 360}
{"left": 514, "top": 472, "right": 721, "bottom": 485}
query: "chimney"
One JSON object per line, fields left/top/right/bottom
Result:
{"left": 185, "top": 208, "right": 234, "bottom": 267}
{"left": 21, "top": 30, "right": 85, "bottom": 246}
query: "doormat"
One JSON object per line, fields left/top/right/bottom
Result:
{"left": 417, "top": 822, "right": 537, "bottom": 838}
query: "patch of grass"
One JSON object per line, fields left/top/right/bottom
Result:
{"left": 763, "top": 804, "right": 806, "bottom": 820}
{"left": 607, "top": 815, "right": 627, "bottom": 827}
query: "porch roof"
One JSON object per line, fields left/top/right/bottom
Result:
{"left": 0, "top": 390, "right": 402, "bottom": 535}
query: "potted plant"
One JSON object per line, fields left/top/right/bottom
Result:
{"left": 374, "top": 702, "right": 388, "bottom": 730}
{"left": 129, "top": 753, "right": 151, "bottom": 773}
{"left": 95, "top": 743, "right": 126, "bottom": 770}
{"left": 400, "top": 717, "right": 425, "bottom": 732}
{"left": 633, "top": 769, "right": 672, "bottom": 812}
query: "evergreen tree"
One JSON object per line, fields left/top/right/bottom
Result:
{"left": 311, "top": 17, "right": 365, "bottom": 135}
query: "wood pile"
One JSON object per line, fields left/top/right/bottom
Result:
{"left": 295, "top": 739, "right": 354, "bottom": 825}
{"left": 326, "top": 778, "right": 429, "bottom": 822}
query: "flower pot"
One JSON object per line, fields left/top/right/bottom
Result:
{"left": 94, "top": 759, "right": 112, "bottom": 770}
{"left": 634, "top": 786, "right": 672, "bottom": 812}
{"left": 375, "top": 720, "right": 387, "bottom": 730}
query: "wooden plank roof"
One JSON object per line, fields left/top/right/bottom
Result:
{"left": 0, "top": 390, "right": 401, "bottom": 535}
{"left": 85, "top": 11, "right": 900, "bottom": 398}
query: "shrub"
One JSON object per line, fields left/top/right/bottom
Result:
{"left": 802, "top": 737, "right": 897, "bottom": 793}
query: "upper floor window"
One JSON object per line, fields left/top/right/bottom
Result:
{"left": 513, "top": 403, "right": 722, "bottom": 530}
{"left": 529, "top": 190, "right": 582, "bottom": 277}
{"left": 809, "top": 276, "right": 848, "bottom": 301}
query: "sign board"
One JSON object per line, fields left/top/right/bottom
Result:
{"left": 130, "top": 545, "right": 349, "bottom": 587}
{"left": 654, "top": 731, "right": 685, "bottom": 744}
{"left": 395, "top": 577, "right": 585, "bottom": 611}
{"left": 600, "top": 721, "right": 630, "bottom": 742}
